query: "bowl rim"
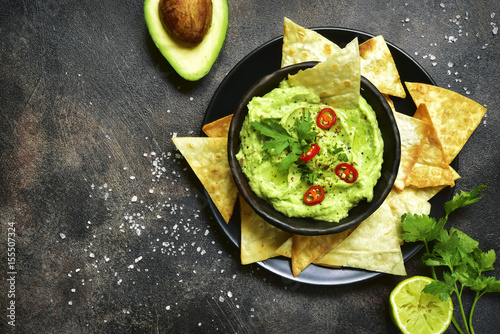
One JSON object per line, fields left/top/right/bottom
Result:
{"left": 227, "top": 61, "right": 401, "bottom": 235}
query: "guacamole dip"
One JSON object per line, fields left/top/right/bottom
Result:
{"left": 236, "top": 80, "right": 383, "bottom": 223}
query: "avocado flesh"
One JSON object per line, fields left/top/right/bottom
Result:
{"left": 144, "top": 0, "right": 228, "bottom": 81}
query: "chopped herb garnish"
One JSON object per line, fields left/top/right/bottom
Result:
{"left": 250, "top": 111, "right": 317, "bottom": 171}
{"left": 297, "top": 164, "right": 319, "bottom": 184}
{"left": 331, "top": 143, "right": 349, "bottom": 162}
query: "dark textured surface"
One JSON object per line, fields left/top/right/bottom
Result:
{"left": 1, "top": 1, "right": 499, "bottom": 333}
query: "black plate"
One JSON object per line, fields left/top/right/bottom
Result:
{"left": 202, "top": 27, "right": 456, "bottom": 285}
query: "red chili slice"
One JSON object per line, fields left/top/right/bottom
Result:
{"left": 303, "top": 185, "right": 325, "bottom": 206}
{"left": 316, "top": 108, "right": 337, "bottom": 130}
{"left": 335, "top": 163, "right": 358, "bottom": 183}
{"left": 299, "top": 143, "right": 320, "bottom": 162}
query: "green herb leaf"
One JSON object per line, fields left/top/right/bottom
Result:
{"left": 279, "top": 144, "right": 302, "bottom": 171}
{"left": 250, "top": 111, "right": 318, "bottom": 171}
{"left": 297, "top": 164, "right": 319, "bottom": 184}
{"left": 400, "top": 185, "right": 499, "bottom": 334}
{"left": 330, "top": 143, "right": 349, "bottom": 162}
{"left": 482, "top": 276, "right": 500, "bottom": 293}
{"left": 294, "top": 112, "right": 317, "bottom": 143}
{"left": 423, "top": 279, "right": 452, "bottom": 302}
{"left": 444, "top": 185, "right": 488, "bottom": 216}
{"left": 401, "top": 213, "right": 440, "bottom": 243}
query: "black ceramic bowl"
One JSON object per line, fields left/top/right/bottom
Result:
{"left": 227, "top": 62, "right": 401, "bottom": 235}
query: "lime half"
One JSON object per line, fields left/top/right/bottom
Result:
{"left": 390, "top": 276, "right": 453, "bottom": 334}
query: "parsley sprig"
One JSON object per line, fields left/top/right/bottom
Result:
{"left": 401, "top": 185, "right": 500, "bottom": 334}
{"left": 250, "top": 112, "right": 317, "bottom": 171}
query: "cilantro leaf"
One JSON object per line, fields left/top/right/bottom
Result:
{"left": 473, "top": 248, "right": 496, "bottom": 274}
{"left": 251, "top": 121, "right": 294, "bottom": 154}
{"left": 250, "top": 120, "right": 288, "bottom": 138}
{"left": 250, "top": 111, "right": 318, "bottom": 171}
{"left": 451, "top": 227, "right": 479, "bottom": 254}
{"left": 293, "top": 112, "right": 317, "bottom": 142}
{"left": 338, "top": 152, "right": 349, "bottom": 162}
{"left": 482, "top": 276, "right": 500, "bottom": 293}
{"left": 401, "top": 213, "right": 440, "bottom": 243}
{"left": 444, "top": 185, "right": 488, "bottom": 216}
{"left": 278, "top": 143, "right": 302, "bottom": 171}
{"left": 423, "top": 279, "right": 452, "bottom": 302}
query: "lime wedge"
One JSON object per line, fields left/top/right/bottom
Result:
{"left": 389, "top": 276, "right": 453, "bottom": 334}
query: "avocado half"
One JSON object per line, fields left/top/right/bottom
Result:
{"left": 144, "top": 0, "right": 229, "bottom": 81}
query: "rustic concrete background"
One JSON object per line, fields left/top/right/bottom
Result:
{"left": 1, "top": 0, "right": 499, "bottom": 333}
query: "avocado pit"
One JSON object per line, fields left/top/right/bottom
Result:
{"left": 159, "top": 0, "right": 213, "bottom": 47}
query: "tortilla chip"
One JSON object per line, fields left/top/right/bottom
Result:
{"left": 315, "top": 202, "right": 406, "bottom": 276}
{"left": 359, "top": 35, "right": 406, "bottom": 98}
{"left": 275, "top": 237, "right": 293, "bottom": 258}
{"left": 396, "top": 167, "right": 461, "bottom": 206}
{"left": 405, "top": 82, "right": 487, "bottom": 164}
{"left": 281, "top": 17, "right": 341, "bottom": 68}
{"left": 240, "top": 195, "right": 291, "bottom": 264}
{"left": 408, "top": 163, "right": 454, "bottom": 189}
{"left": 384, "top": 94, "right": 396, "bottom": 112}
{"left": 290, "top": 231, "right": 351, "bottom": 277}
{"left": 288, "top": 38, "right": 361, "bottom": 109}
{"left": 202, "top": 114, "right": 234, "bottom": 138}
{"left": 393, "top": 112, "right": 428, "bottom": 190}
{"left": 407, "top": 104, "right": 454, "bottom": 188}
{"left": 172, "top": 137, "right": 237, "bottom": 223}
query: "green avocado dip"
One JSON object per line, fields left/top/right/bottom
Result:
{"left": 235, "top": 80, "right": 384, "bottom": 223}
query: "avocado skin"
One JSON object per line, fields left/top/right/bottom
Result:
{"left": 144, "top": 0, "right": 228, "bottom": 81}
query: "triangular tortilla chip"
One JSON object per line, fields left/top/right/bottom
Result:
{"left": 288, "top": 38, "right": 361, "bottom": 109}
{"left": 391, "top": 167, "right": 461, "bottom": 214}
{"left": 407, "top": 104, "right": 454, "bottom": 188}
{"left": 281, "top": 17, "right": 341, "bottom": 68}
{"left": 359, "top": 35, "right": 406, "bottom": 98}
{"left": 393, "top": 112, "right": 428, "bottom": 190}
{"left": 405, "top": 82, "right": 487, "bottom": 164}
{"left": 315, "top": 202, "right": 406, "bottom": 276}
{"left": 275, "top": 236, "right": 293, "bottom": 258}
{"left": 290, "top": 231, "right": 351, "bottom": 277}
{"left": 240, "top": 195, "right": 291, "bottom": 264}
{"left": 202, "top": 114, "right": 234, "bottom": 138}
{"left": 172, "top": 137, "right": 237, "bottom": 223}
